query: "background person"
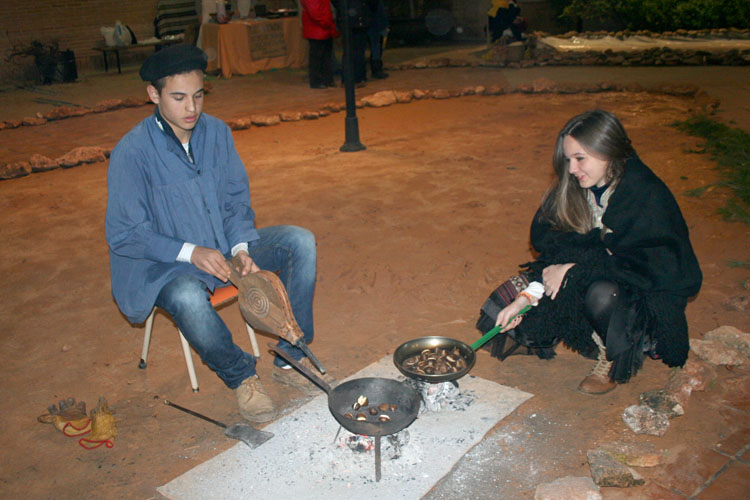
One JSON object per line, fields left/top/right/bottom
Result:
{"left": 476, "top": 109, "right": 702, "bottom": 395}
{"left": 301, "top": 0, "right": 339, "bottom": 88}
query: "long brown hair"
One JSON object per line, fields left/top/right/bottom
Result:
{"left": 540, "top": 109, "right": 636, "bottom": 233}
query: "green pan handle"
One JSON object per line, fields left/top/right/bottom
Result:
{"left": 471, "top": 304, "right": 532, "bottom": 351}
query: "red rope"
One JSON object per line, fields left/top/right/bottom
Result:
{"left": 78, "top": 437, "right": 114, "bottom": 450}
{"left": 62, "top": 419, "right": 91, "bottom": 437}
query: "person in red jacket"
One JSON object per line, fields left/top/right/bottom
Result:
{"left": 301, "top": 0, "right": 339, "bottom": 88}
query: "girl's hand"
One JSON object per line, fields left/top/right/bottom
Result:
{"left": 495, "top": 296, "right": 529, "bottom": 331}
{"left": 542, "top": 263, "right": 575, "bottom": 300}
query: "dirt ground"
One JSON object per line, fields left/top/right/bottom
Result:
{"left": 1, "top": 62, "right": 749, "bottom": 499}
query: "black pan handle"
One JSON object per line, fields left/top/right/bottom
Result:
{"left": 268, "top": 343, "right": 333, "bottom": 394}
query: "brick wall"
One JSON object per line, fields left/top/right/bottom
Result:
{"left": 1, "top": 0, "right": 158, "bottom": 82}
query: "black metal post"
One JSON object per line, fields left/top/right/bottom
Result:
{"left": 339, "top": 0, "right": 366, "bottom": 152}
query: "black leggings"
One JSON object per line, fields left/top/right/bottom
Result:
{"left": 583, "top": 280, "right": 620, "bottom": 341}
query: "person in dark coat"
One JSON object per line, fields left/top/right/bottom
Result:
{"left": 476, "top": 110, "right": 702, "bottom": 395}
{"left": 339, "top": 0, "right": 373, "bottom": 85}
{"left": 366, "top": 0, "right": 389, "bottom": 79}
{"left": 301, "top": 0, "right": 339, "bottom": 88}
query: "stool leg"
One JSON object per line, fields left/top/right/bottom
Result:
{"left": 245, "top": 323, "right": 260, "bottom": 358}
{"left": 178, "top": 329, "right": 200, "bottom": 392}
{"left": 140, "top": 309, "right": 156, "bottom": 369}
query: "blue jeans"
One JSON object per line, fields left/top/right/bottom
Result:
{"left": 154, "top": 225, "right": 317, "bottom": 389}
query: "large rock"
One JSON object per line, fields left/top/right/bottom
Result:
{"left": 587, "top": 449, "right": 645, "bottom": 487}
{"left": 56, "top": 146, "right": 109, "bottom": 168}
{"left": 29, "top": 154, "right": 59, "bottom": 173}
{"left": 361, "top": 90, "right": 397, "bottom": 107}
{"left": 704, "top": 325, "right": 750, "bottom": 357}
{"left": 691, "top": 338, "right": 746, "bottom": 366}
{"left": 534, "top": 476, "right": 602, "bottom": 500}
{"left": 622, "top": 405, "right": 670, "bottom": 436}
{"left": 0, "top": 161, "right": 31, "bottom": 180}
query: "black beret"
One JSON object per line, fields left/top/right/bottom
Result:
{"left": 139, "top": 44, "right": 208, "bottom": 81}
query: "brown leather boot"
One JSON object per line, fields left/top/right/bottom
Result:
{"left": 235, "top": 375, "right": 276, "bottom": 422}
{"left": 578, "top": 333, "right": 617, "bottom": 395}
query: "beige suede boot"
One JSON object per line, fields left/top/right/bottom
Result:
{"left": 577, "top": 332, "right": 617, "bottom": 395}
{"left": 235, "top": 375, "right": 276, "bottom": 422}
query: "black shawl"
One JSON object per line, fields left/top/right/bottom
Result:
{"left": 518, "top": 157, "right": 702, "bottom": 372}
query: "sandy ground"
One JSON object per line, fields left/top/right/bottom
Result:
{"left": 1, "top": 56, "right": 749, "bottom": 499}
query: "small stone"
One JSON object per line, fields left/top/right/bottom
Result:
{"left": 22, "top": 116, "right": 47, "bottom": 126}
{"left": 121, "top": 97, "right": 147, "bottom": 107}
{"left": 622, "top": 405, "right": 670, "bottom": 436}
{"left": 226, "top": 118, "right": 252, "bottom": 130}
{"left": 56, "top": 146, "right": 108, "bottom": 168}
{"left": 361, "top": 90, "right": 397, "bottom": 107}
{"left": 691, "top": 339, "right": 746, "bottom": 366}
{"left": 93, "top": 98, "right": 125, "bottom": 112}
{"left": 320, "top": 102, "right": 341, "bottom": 112}
{"left": 394, "top": 90, "right": 413, "bottom": 103}
{"left": 534, "top": 476, "right": 601, "bottom": 500}
{"left": 61, "top": 344, "right": 72, "bottom": 352}
{"left": 639, "top": 389, "right": 684, "bottom": 418}
{"left": 412, "top": 89, "right": 428, "bottom": 99}
{"left": 301, "top": 111, "right": 319, "bottom": 120}
{"left": 250, "top": 114, "right": 281, "bottom": 126}
{"left": 279, "top": 111, "right": 302, "bottom": 122}
{"left": 29, "top": 154, "right": 59, "bottom": 173}
{"left": 430, "top": 89, "right": 451, "bottom": 99}
{"left": 587, "top": 449, "right": 645, "bottom": 487}
{"left": 460, "top": 86, "right": 476, "bottom": 96}
{"left": 0, "top": 161, "right": 31, "bottom": 179}
{"left": 532, "top": 77, "right": 556, "bottom": 93}
{"left": 483, "top": 85, "right": 503, "bottom": 95}
{"left": 474, "top": 85, "right": 486, "bottom": 94}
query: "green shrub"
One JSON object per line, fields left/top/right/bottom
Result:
{"left": 560, "top": 0, "right": 750, "bottom": 31}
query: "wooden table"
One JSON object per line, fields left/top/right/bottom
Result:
{"left": 200, "top": 17, "right": 307, "bottom": 78}
{"left": 92, "top": 38, "right": 183, "bottom": 73}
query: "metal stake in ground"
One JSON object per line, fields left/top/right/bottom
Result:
{"left": 339, "top": 0, "right": 366, "bottom": 152}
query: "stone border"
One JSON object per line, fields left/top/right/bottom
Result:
{"left": 0, "top": 79, "right": 719, "bottom": 180}
{"left": 0, "top": 97, "right": 151, "bottom": 132}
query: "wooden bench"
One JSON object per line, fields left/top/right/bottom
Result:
{"left": 92, "top": 38, "right": 183, "bottom": 73}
